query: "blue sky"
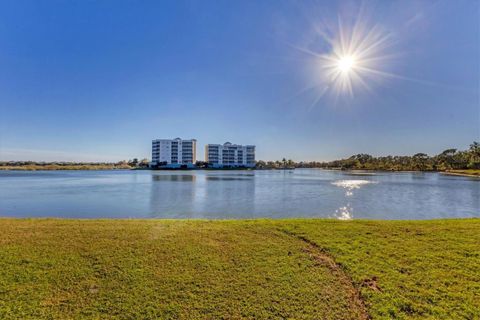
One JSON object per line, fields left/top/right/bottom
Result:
{"left": 0, "top": 0, "right": 478, "bottom": 162}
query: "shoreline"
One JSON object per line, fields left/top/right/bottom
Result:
{"left": 2, "top": 167, "right": 480, "bottom": 178}
{"left": 0, "top": 166, "right": 133, "bottom": 171}
{"left": 441, "top": 171, "right": 480, "bottom": 178}
{"left": 0, "top": 166, "right": 473, "bottom": 172}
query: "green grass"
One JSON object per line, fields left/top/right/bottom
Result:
{"left": 276, "top": 219, "right": 480, "bottom": 319}
{"left": 0, "top": 219, "right": 478, "bottom": 319}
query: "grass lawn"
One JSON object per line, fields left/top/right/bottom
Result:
{"left": 0, "top": 219, "right": 478, "bottom": 319}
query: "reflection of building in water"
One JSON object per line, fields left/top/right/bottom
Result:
{"left": 202, "top": 173, "right": 256, "bottom": 218}
{"left": 149, "top": 174, "right": 197, "bottom": 218}
{"left": 151, "top": 138, "right": 197, "bottom": 169}
{"left": 152, "top": 175, "right": 196, "bottom": 182}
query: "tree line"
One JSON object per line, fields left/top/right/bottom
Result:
{"left": 256, "top": 142, "right": 480, "bottom": 171}
{"left": 2, "top": 142, "right": 479, "bottom": 172}
{"left": 0, "top": 158, "right": 150, "bottom": 170}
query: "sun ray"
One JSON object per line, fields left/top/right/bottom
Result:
{"left": 282, "top": 3, "right": 467, "bottom": 107}
{"left": 306, "top": 11, "right": 398, "bottom": 99}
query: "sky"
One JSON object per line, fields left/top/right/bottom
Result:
{"left": 0, "top": 0, "right": 478, "bottom": 162}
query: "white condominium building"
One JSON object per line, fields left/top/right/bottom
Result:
{"left": 205, "top": 142, "right": 255, "bottom": 168}
{"left": 151, "top": 138, "right": 197, "bottom": 168}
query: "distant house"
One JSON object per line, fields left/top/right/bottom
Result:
{"left": 205, "top": 142, "right": 255, "bottom": 168}
{"left": 151, "top": 138, "right": 197, "bottom": 169}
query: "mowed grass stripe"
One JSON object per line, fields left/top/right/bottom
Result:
{"left": 0, "top": 220, "right": 365, "bottom": 319}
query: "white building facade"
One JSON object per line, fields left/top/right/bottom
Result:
{"left": 151, "top": 138, "right": 197, "bottom": 168}
{"left": 205, "top": 142, "right": 255, "bottom": 168}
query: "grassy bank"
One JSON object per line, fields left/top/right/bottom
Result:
{"left": 444, "top": 169, "right": 480, "bottom": 177}
{"left": 0, "top": 219, "right": 478, "bottom": 319}
{"left": 0, "top": 164, "right": 132, "bottom": 171}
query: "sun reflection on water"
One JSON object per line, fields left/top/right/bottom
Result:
{"left": 334, "top": 204, "right": 353, "bottom": 220}
{"left": 332, "top": 179, "right": 375, "bottom": 190}
{"left": 331, "top": 179, "right": 377, "bottom": 220}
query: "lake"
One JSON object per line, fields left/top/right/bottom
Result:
{"left": 0, "top": 169, "right": 478, "bottom": 219}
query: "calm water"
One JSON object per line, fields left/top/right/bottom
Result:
{"left": 0, "top": 169, "right": 478, "bottom": 219}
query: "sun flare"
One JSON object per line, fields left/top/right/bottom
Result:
{"left": 287, "top": 11, "right": 398, "bottom": 101}
{"left": 309, "top": 18, "right": 395, "bottom": 99}
{"left": 337, "top": 56, "right": 356, "bottom": 73}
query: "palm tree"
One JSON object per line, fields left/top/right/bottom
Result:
{"left": 287, "top": 159, "right": 294, "bottom": 168}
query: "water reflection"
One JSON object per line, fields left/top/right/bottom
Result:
{"left": 149, "top": 174, "right": 197, "bottom": 217}
{"left": 203, "top": 173, "right": 256, "bottom": 218}
{"left": 331, "top": 180, "right": 377, "bottom": 220}
{"left": 332, "top": 179, "right": 376, "bottom": 189}
{"left": 343, "top": 172, "right": 377, "bottom": 176}
{"left": 206, "top": 176, "right": 253, "bottom": 181}
{"left": 152, "top": 174, "right": 196, "bottom": 182}
{"left": 334, "top": 204, "right": 353, "bottom": 220}
{"left": 0, "top": 170, "right": 477, "bottom": 219}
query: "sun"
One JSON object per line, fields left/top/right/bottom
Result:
{"left": 286, "top": 9, "right": 398, "bottom": 101}
{"left": 337, "top": 56, "right": 356, "bottom": 73}
{"left": 309, "top": 20, "right": 394, "bottom": 98}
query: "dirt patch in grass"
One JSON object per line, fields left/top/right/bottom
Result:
{"left": 278, "top": 219, "right": 480, "bottom": 319}
{"left": 282, "top": 229, "right": 369, "bottom": 319}
{"left": 302, "top": 244, "right": 369, "bottom": 319}
{"left": 360, "top": 277, "right": 381, "bottom": 292}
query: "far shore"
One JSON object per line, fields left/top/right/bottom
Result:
{"left": 1, "top": 165, "right": 480, "bottom": 177}
{"left": 0, "top": 164, "right": 133, "bottom": 171}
